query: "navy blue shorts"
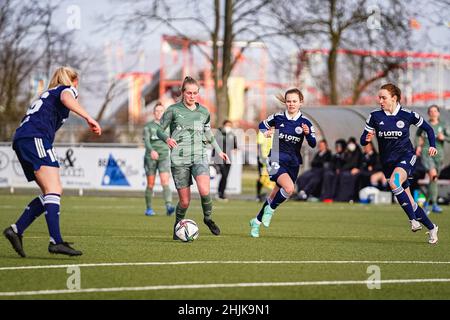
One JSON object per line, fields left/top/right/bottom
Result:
{"left": 13, "top": 138, "right": 59, "bottom": 182}
{"left": 267, "top": 158, "right": 299, "bottom": 185}
{"left": 382, "top": 154, "right": 416, "bottom": 180}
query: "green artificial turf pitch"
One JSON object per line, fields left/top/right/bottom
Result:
{"left": 0, "top": 195, "right": 449, "bottom": 299}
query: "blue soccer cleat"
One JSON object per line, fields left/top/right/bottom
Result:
{"left": 432, "top": 204, "right": 443, "bottom": 214}
{"left": 145, "top": 208, "right": 155, "bottom": 216}
{"left": 166, "top": 204, "right": 175, "bottom": 216}
{"left": 249, "top": 218, "right": 260, "bottom": 238}
{"left": 261, "top": 205, "right": 274, "bottom": 228}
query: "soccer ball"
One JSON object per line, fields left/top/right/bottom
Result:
{"left": 359, "top": 186, "right": 380, "bottom": 204}
{"left": 175, "top": 219, "right": 199, "bottom": 242}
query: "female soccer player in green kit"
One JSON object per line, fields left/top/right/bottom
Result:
{"left": 156, "top": 76, "right": 229, "bottom": 239}
{"left": 143, "top": 102, "right": 175, "bottom": 216}
{"left": 415, "top": 105, "right": 449, "bottom": 214}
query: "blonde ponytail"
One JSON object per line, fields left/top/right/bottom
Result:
{"left": 48, "top": 66, "right": 78, "bottom": 89}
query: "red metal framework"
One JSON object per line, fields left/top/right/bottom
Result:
{"left": 116, "top": 72, "right": 152, "bottom": 125}
{"left": 159, "top": 35, "right": 270, "bottom": 125}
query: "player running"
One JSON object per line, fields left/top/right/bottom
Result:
{"left": 250, "top": 88, "right": 316, "bottom": 237}
{"left": 415, "top": 104, "right": 449, "bottom": 214}
{"left": 143, "top": 102, "right": 175, "bottom": 216}
{"left": 156, "top": 76, "right": 229, "bottom": 239}
{"left": 360, "top": 83, "right": 439, "bottom": 244}
{"left": 3, "top": 66, "right": 102, "bottom": 257}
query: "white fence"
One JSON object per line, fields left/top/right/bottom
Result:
{"left": 0, "top": 144, "right": 242, "bottom": 194}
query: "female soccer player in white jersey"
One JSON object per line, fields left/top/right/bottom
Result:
{"left": 360, "top": 83, "right": 439, "bottom": 244}
{"left": 250, "top": 88, "right": 316, "bottom": 237}
{"left": 3, "top": 66, "right": 102, "bottom": 257}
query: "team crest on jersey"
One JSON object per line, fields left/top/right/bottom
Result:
{"left": 396, "top": 121, "right": 405, "bottom": 129}
{"left": 295, "top": 126, "right": 303, "bottom": 134}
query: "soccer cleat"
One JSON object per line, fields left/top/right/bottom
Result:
{"left": 166, "top": 204, "right": 175, "bottom": 216}
{"left": 249, "top": 218, "right": 260, "bottom": 238}
{"left": 432, "top": 204, "right": 443, "bottom": 214}
{"left": 3, "top": 227, "right": 25, "bottom": 258}
{"left": 173, "top": 221, "right": 180, "bottom": 240}
{"left": 144, "top": 208, "right": 155, "bottom": 216}
{"left": 426, "top": 225, "right": 439, "bottom": 244}
{"left": 48, "top": 242, "right": 82, "bottom": 256}
{"left": 261, "top": 205, "right": 274, "bottom": 228}
{"left": 204, "top": 218, "right": 221, "bottom": 235}
{"left": 410, "top": 219, "right": 422, "bottom": 232}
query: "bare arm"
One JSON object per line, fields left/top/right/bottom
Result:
{"left": 61, "top": 91, "right": 101, "bottom": 135}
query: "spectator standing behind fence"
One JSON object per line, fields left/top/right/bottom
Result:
{"left": 415, "top": 105, "right": 450, "bottom": 214}
{"left": 212, "top": 120, "right": 238, "bottom": 202}
{"left": 296, "top": 139, "right": 332, "bottom": 201}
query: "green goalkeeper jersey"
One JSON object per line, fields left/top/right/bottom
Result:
{"left": 143, "top": 120, "right": 170, "bottom": 160}
{"left": 156, "top": 101, "right": 222, "bottom": 165}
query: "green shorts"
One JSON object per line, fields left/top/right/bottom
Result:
{"left": 144, "top": 157, "right": 171, "bottom": 176}
{"left": 171, "top": 163, "right": 210, "bottom": 189}
{"left": 421, "top": 155, "right": 442, "bottom": 172}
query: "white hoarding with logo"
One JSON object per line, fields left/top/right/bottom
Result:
{"left": 0, "top": 145, "right": 242, "bottom": 194}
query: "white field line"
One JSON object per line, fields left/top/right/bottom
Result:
{"left": 1, "top": 278, "right": 450, "bottom": 297}
{"left": 1, "top": 260, "right": 450, "bottom": 271}
{"left": 22, "top": 235, "right": 366, "bottom": 240}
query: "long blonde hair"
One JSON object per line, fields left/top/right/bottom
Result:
{"left": 48, "top": 66, "right": 78, "bottom": 89}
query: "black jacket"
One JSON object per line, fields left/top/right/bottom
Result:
{"left": 311, "top": 150, "right": 332, "bottom": 169}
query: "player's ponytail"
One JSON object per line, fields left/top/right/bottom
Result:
{"left": 48, "top": 66, "right": 78, "bottom": 89}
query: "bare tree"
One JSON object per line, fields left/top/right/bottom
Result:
{"left": 106, "top": 0, "right": 275, "bottom": 126}
{"left": 270, "top": 0, "right": 412, "bottom": 105}
{"left": 0, "top": 0, "right": 83, "bottom": 140}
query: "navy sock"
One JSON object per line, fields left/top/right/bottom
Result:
{"left": 413, "top": 203, "right": 435, "bottom": 230}
{"left": 392, "top": 186, "right": 417, "bottom": 221}
{"left": 43, "top": 193, "right": 63, "bottom": 244}
{"left": 256, "top": 199, "right": 270, "bottom": 222}
{"left": 270, "top": 188, "right": 290, "bottom": 210}
{"left": 14, "top": 195, "right": 45, "bottom": 235}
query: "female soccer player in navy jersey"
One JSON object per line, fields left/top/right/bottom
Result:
{"left": 360, "top": 83, "right": 439, "bottom": 244}
{"left": 3, "top": 66, "right": 102, "bottom": 257}
{"left": 249, "top": 88, "right": 316, "bottom": 237}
